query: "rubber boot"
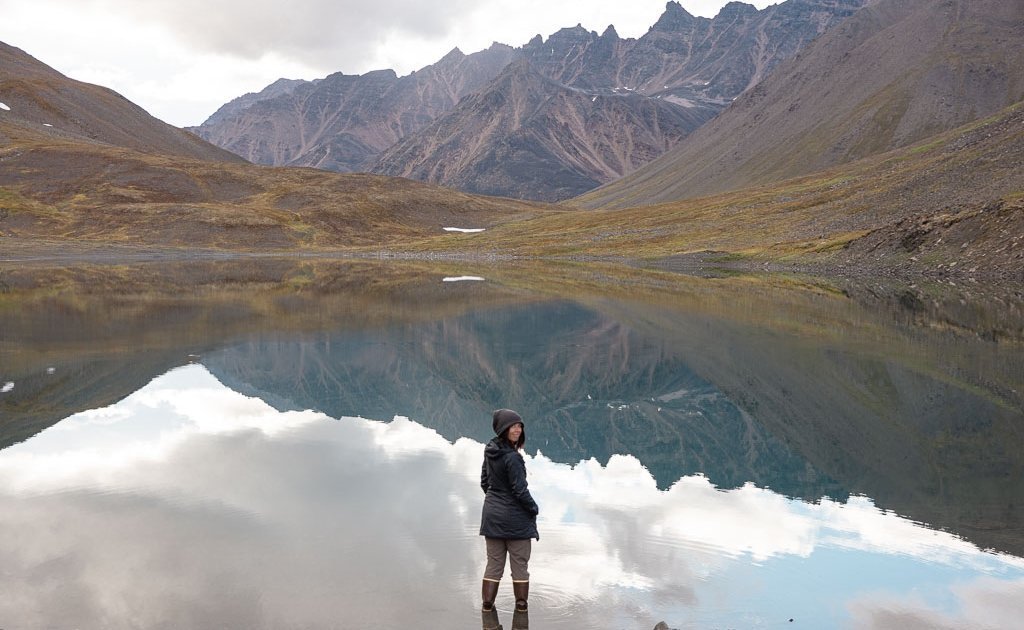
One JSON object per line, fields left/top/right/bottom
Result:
{"left": 513, "top": 581, "right": 529, "bottom": 612}
{"left": 482, "top": 579, "right": 500, "bottom": 612}
{"left": 511, "top": 608, "right": 529, "bottom": 629}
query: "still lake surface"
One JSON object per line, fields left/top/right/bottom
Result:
{"left": 1, "top": 258, "right": 1023, "bottom": 629}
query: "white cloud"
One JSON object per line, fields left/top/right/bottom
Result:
{"left": 0, "top": 0, "right": 774, "bottom": 126}
{"left": 4, "top": 363, "right": 1017, "bottom": 627}
{"left": 847, "top": 577, "right": 1024, "bottom": 630}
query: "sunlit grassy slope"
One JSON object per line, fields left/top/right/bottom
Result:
{"left": 0, "top": 119, "right": 557, "bottom": 250}
{"left": 402, "top": 100, "right": 1024, "bottom": 274}
{"left": 2, "top": 100, "right": 1022, "bottom": 277}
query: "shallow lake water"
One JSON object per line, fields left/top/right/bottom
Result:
{"left": 1, "top": 259, "right": 1023, "bottom": 629}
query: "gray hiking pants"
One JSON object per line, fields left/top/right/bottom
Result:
{"left": 483, "top": 537, "right": 531, "bottom": 582}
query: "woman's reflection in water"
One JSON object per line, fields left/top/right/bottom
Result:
{"left": 482, "top": 608, "right": 529, "bottom": 629}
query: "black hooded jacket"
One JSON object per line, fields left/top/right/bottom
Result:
{"left": 479, "top": 437, "right": 540, "bottom": 540}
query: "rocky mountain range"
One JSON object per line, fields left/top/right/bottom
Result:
{"left": 579, "top": 0, "right": 1024, "bottom": 207}
{"left": 370, "top": 60, "right": 713, "bottom": 201}
{"left": 190, "top": 0, "right": 868, "bottom": 200}
{"left": 189, "top": 44, "right": 519, "bottom": 172}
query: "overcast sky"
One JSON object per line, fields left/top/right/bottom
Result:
{"left": 0, "top": 0, "right": 774, "bottom": 128}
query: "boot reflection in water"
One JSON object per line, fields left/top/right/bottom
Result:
{"left": 481, "top": 608, "right": 502, "bottom": 630}
{"left": 511, "top": 609, "right": 529, "bottom": 630}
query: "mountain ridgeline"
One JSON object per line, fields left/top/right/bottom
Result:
{"left": 190, "top": 0, "right": 868, "bottom": 201}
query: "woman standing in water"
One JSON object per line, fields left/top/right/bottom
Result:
{"left": 480, "top": 409, "right": 539, "bottom": 613}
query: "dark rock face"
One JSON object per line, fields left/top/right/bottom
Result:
{"left": 371, "top": 61, "right": 716, "bottom": 201}
{"left": 192, "top": 0, "right": 868, "bottom": 200}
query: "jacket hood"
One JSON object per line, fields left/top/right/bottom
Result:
{"left": 492, "top": 408, "right": 524, "bottom": 436}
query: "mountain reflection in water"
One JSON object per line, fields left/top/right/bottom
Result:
{"left": 1, "top": 365, "right": 1021, "bottom": 629}
{"left": 1, "top": 259, "right": 1023, "bottom": 627}
{"left": 202, "top": 299, "right": 843, "bottom": 499}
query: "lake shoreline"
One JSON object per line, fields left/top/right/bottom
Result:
{"left": 5, "top": 237, "right": 1023, "bottom": 288}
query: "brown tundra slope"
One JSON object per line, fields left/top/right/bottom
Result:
{"left": 0, "top": 41, "right": 243, "bottom": 163}
{"left": 412, "top": 99, "right": 1024, "bottom": 280}
{"left": 0, "top": 117, "right": 552, "bottom": 250}
{"left": 578, "top": 0, "right": 1024, "bottom": 208}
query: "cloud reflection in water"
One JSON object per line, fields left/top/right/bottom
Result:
{"left": 0, "top": 365, "right": 1021, "bottom": 629}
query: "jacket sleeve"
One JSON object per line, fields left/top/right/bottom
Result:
{"left": 480, "top": 457, "right": 489, "bottom": 495}
{"left": 506, "top": 453, "right": 539, "bottom": 516}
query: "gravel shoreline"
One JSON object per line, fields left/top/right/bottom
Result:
{"left": 3, "top": 238, "right": 1021, "bottom": 288}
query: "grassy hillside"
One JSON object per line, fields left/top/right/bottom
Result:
{"left": 3, "top": 91, "right": 1021, "bottom": 281}
{"left": 0, "top": 119, "right": 555, "bottom": 250}
{"left": 402, "top": 100, "right": 1024, "bottom": 278}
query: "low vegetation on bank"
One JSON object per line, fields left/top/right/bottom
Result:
{"left": 2, "top": 101, "right": 1022, "bottom": 281}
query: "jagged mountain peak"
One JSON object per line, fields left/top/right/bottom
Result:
{"left": 197, "top": 77, "right": 309, "bottom": 128}
{"left": 545, "top": 23, "right": 598, "bottom": 44}
{"left": 651, "top": 1, "right": 697, "bottom": 31}
{"left": 716, "top": 1, "right": 759, "bottom": 18}
{"left": 600, "top": 24, "right": 620, "bottom": 39}
{"left": 439, "top": 47, "right": 465, "bottom": 62}
{"left": 318, "top": 67, "right": 397, "bottom": 82}
{"left": 266, "top": 77, "right": 305, "bottom": 89}
{"left": 362, "top": 68, "right": 399, "bottom": 80}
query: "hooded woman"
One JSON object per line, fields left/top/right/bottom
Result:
{"left": 479, "top": 408, "right": 539, "bottom": 613}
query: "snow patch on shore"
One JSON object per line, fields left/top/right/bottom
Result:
{"left": 442, "top": 276, "right": 485, "bottom": 283}
{"left": 443, "top": 227, "right": 485, "bottom": 233}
